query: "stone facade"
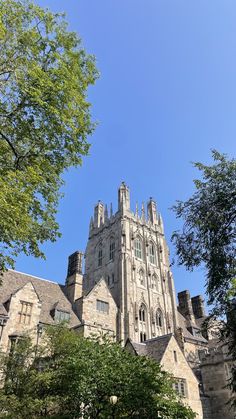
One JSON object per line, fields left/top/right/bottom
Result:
{"left": 0, "top": 183, "right": 235, "bottom": 419}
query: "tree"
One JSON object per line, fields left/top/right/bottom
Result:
{"left": 171, "top": 150, "right": 236, "bottom": 390}
{"left": 0, "top": 0, "right": 98, "bottom": 271}
{"left": 0, "top": 326, "right": 195, "bottom": 418}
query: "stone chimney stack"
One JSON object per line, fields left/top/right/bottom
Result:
{"left": 147, "top": 197, "right": 158, "bottom": 224}
{"left": 65, "top": 251, "right": 84, "bottom": 303}
{"left": 191, "top": 295, "right": 205, "bottom": 319}
{"left": 118, "top": 182, "right": 130, "bottom": 213}
{"left": 178, "top": 290, "right": 194, "bottom": 321}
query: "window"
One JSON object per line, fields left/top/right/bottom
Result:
{"left": 140, "top": 332, "right": 146, "bottom": 342}
{"left": 54, "top": 310, "right": 71, "bottom": 323}
{"left": 18, "top": 301, "right": 32, "bottom": 325}
{"left": 156, "top": 309, "right": 163, "bottom": 328}
{"left": 149, "top": 243, "right": 156, "bottom": 264}
{"left": 139, "top": 304, "right": 146, "bottom": 322}
{"left": 98, "top": 244, "right": 103, "bottom": 267}
{"left": 139, "top": 269, "right": 145, "bottom": 287}
{"left": 174, "top": 350, "right": 178, "bottom": 363}
{"left": 96, "top": 300, "right": 109, "bottom": 314}
{"left": 134, "top": 238, "right": 142, "bottom": 259}
{"left": 109, "top": 239, "right": 115, "bottom": 261}
{"left": 173, "top": 379, "right": 187, "bottom": 397}
{"left": 107, "top": 275, "right": 110, "bottom": 286}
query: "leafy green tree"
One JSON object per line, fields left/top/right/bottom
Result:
{"left": 0, "top": 326, "right": 195, "bottom": 418}
{"left": 171, "top": 150, "right": 236, "bottom": 391}
{"left": 0, "top": 0, "right": 98, "bottom": 271}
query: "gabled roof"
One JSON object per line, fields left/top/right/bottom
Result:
{"left": 0, "top": 270, "right": 80, "bottom": 327}
{"left": 126, "top": 334, "right": 173, "bottom": 363}
{"left": 177, "top": 311, "right": 208, "bottom": 343}
{"left": 81, "top": 276, "right": 117, "bottom": 306}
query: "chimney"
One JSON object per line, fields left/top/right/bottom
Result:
{"left": 178, "top": 290, "right": 194, "bottom": 321}
{"left": 191, "top": 295, "right": 205, "bottom": 319}
{"left": 65, "top": 251, "right": 83, "bottom": 303}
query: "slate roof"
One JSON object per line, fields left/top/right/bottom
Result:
{"left": 127, "top": 334, "right": 173, "bottom": 363}
{"left": 0, "top": 270, "right": 80, "bottom": 328}
{"left": 177, "top": 311, "right": 207, "bottom": 343}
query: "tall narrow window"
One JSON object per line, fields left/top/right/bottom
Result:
{"left": 139, "top": 304, "right": 146, "bottom": 322}
{"left": 140, "top": 332, "right": 146, "bottom": 342}
{"left": 139, "top": 304, "right": 147, "bottom": 342}
{"left": 134, "top": 237, "right": 142, "bottom": 259}
{"left": 149, "top": 243, "right": 156, "bottom": 264}
{"left": 18, "top": 301, "right": 32, "bottom": 325}
{"left": 156, "top": 309, "right": 163, "bottom": 328}
{"left": 98, "top": 243, "right": 103, "bottom": 267}
{"left": 109, "top": 239, "right": 115, "bottom": 261}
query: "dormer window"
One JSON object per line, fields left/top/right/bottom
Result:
{"left": 18, "top": 301, "right": 32, "bottom": 325}
{"left": 54, "top": 310, "right": 71, "bottom": 323}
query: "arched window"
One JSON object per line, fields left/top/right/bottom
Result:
{"left": 139, "top": 269, "right": 145, "bottom": 287}
{"left": 139, "top": 304, "right": 146, "bottom": 322}
{"left": 140, "top": 332, "right": 146, "bottom": 342}
{"left": 109, "top": 238, "right": 115, "bottom": 261}
{"left": 134, "top": 237, "right": 142, "bottom": 259}
{"left": 139, "top": 304, "right": 148, "bottom": 342}
{"left": 98, "top": 243, "right": 103, "bottom": 267}
{"left": 149, "top": 243, "right": 156, "bottom": 264}
{"left": 156, "top": 309, "right": 163, "bottom": 328}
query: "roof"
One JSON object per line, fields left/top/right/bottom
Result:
{"left": 177, "top": 311, "right": 208, "bottom": 343}
{"left": 126, "top": 334, "right": 173, "bottom": 363}
{"left": 0, "top": 270, "right": 80, "bottom": 327}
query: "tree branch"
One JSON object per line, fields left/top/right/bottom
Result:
{"left": 0, "top": 131, "right": 18, "bottom": 159}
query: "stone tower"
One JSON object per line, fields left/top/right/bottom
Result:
{"left": 83, "top": 182, "right": 179, "bottom": 343}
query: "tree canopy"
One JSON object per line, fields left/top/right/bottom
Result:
{"left": 0, "top": 0, "right": 98, "bottom": 271}
{"left": 172, "top": 150, "right": 236, "bottom": 395}
{"left": 0, "top": 326, "right": 195, "bottom": 419}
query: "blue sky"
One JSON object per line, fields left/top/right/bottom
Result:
{"left": 16, "top": 0, "right": 236, "bottom": 305}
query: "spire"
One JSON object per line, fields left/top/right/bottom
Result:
{"left": 158, "top": 213, "right": 164, "bottom": 231}
{"left": 104, "top": 204, "right": 108, "bottom": 221}
{"left": 147, "top": 197, "right": 158, "bottom": 224}
{"left": 135, "top": 202, "right": 139, "bottom": 218}
{"left": 110, "top": 202, "right": 113, "bottom": 217}
{"left": 141, "top": 202, "right": 145, "bottom": 222}
{"left": 89, "top": 216, "right": 94, "bottom": 232}
{"left": 118, "top": 182, "right": 130, "bottom": 213}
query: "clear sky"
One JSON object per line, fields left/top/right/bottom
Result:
{"left": 16, "top": 0, "right": 236, "bottom": 306}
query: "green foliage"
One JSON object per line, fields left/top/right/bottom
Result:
{"left": 172, "top": 150, "right": 236, "bottom": 309}
{"left": 0, "top": 326, "right": 195, "bottom": 418}
{"left": 0, "top": 0, "right": 98, "bottom": 271}
{"left": 171, "top": 150, "right": 236, "bottom": 396}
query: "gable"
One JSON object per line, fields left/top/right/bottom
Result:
{"left": 161, "top": 336, "right": 199, "bottom": 384}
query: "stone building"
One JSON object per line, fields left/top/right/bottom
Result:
{"left": 0, "top": 183, "right": 235, "bottom": 419}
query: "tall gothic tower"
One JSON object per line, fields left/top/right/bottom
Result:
{"left": 83, "top": 182, "right": 179, "bottom": 343}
